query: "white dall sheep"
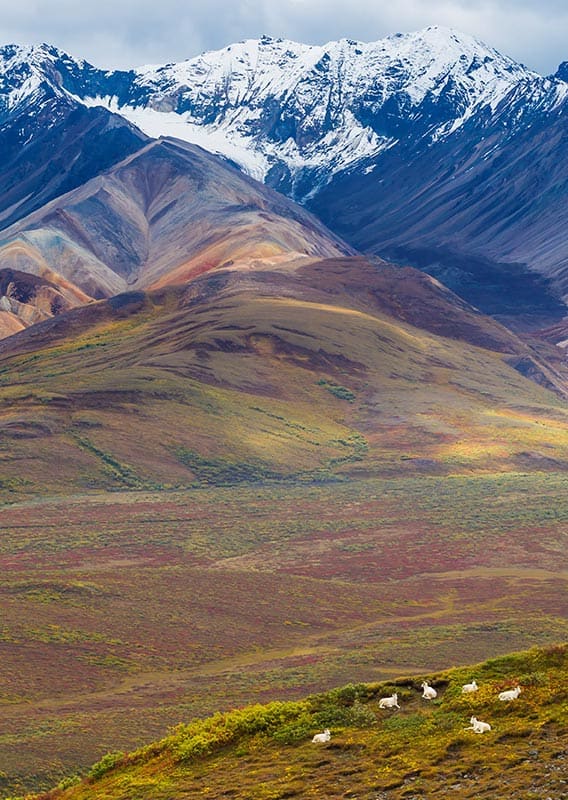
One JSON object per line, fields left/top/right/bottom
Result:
{"left": 461, "top": 680, "right": 479, "bottom": 694}
{"left": 312, "top": 728, "right": 331, "bottom": 743}
{"left": 378, "top": 692, "right": 400, "bottom": 710}
{"left": 421, "top": 681, "right": 437, "bottom": 700}
{"left": 498, "top": 686, "right": 521, "bottom": 701}
{"left": 465, "top": 716, "right": 491, "bottom": 734}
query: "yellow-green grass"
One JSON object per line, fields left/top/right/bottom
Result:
{"left": 0, "top": 475, "right": 566, "bottom": 795}
{"left": 19, "top": 644, "right": 568, "bottom": 800}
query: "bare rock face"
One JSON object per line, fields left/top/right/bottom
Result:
{"left": 0, "top": 138, "right": 353, "bottom": 300}
{"left": 0, "top": 268, "right": 91, "bottom": 340}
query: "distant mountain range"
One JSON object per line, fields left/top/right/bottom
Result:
{"left": 1, "top": 27, "right": 567, "bottom": 330}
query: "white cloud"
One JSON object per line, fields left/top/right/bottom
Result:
{"left": 0, "top": 0, "right": 566, "bottom": 74}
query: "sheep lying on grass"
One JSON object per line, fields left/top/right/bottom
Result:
{"left": 498, "top": 686, "right": 521, "bottom": 701}
{"left": 312, "top": 728, "right": 331, "bottom": 743}
{"left": 421, "top": 681, "right": 437, "bottom": 700}
{"left": 461, "top": 680, "right": 478, "bottom": 693}
{"left": 465, "top": 716, "right": 492, "bottom": 734}
{"left": 378, "top": 693, "right": 400, "bottom": 710}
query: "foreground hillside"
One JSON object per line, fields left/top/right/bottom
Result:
{"left": 24, "top": 644, "right": 568, "bottom": 800}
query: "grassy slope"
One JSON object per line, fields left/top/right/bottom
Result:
{"left": 0, "top": 260, "right": 567, "bottom": 501}
{"left": 27, "top": 644, "right": 568, "bottom": 800}
{"left": 0, "top": 258, "right": 566, "bottom": 794}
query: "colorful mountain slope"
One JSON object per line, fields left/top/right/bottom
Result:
{"left": 0, "top": 137, "right": 353, "bottom": 305}
{"left": 0, "top": 266, "right": 90, "bottom": 339}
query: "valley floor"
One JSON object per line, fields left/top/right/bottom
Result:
{"left": 0, "top": 473, "right": 566, "bottom": 795}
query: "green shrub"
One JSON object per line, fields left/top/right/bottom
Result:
{"left": 173, "top": 447, "right": 282, "bottom": 486}
{"left": 348, "top": 699, "right": 378, "bottom": 727}
{"left": 57, "top": 774, "right": 82, "bottom": 790}
{"left": 88, "top": 751, "right": 125, "bottom": 781}
{"left": 272, "top": 719, "right": 314, "bottom": 745}
{"left": 317, "top": 379, "right": 356, "bottom": 402}
{"left": 517, "top": 671, "right": 548, "bottom": 687}
{"left": 174, "top": 701, "right": 309, "bottom": 761}
{"left": 383, "top": 714, "right": 427, "bottom": 735}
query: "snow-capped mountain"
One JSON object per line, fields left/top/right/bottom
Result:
{"left": 78, "top": 27, "right": 547, "bottom": 198}
{"left": 2, "top": 28, "right": 566, "bottom": 200}
{"left": 1, "top": 28, "right": 568, "bottom": 328}
{"left": 120, "top": 29, "right": 538, "bottom": 194}
{"left": 0, "top": 43, "right": 147, "bottom": 229}
{"left": 1, "top": 28, "right": 558, "bottom": 199}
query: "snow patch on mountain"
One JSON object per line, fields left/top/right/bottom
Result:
{"left": 81, "top": 96, "right": 272, "bottom": 180}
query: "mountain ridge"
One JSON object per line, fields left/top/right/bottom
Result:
{"left": 1, "top": 27, "right": 567, "bottom": 330}
{"left": 0, "top": 28, "right": 553, "bottom": 194}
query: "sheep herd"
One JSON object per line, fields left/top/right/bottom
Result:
{"left": 312, "top": 679, "right": 523, "bottom": 742}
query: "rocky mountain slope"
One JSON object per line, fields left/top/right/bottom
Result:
{"left": 0, "top": 136, "right": 352, "bottom": 303}
{"left": 0, "top": 268, "right": 90, "bottom": 339}
{"left": 309, "top": 73, "right": 568, "bottom": 329}
{"left": 0, "top": 44, "right": 146, "bottom": 229}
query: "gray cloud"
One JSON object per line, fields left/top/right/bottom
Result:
{"left": 1, "top": 0, "right": 566, "bottom": 74}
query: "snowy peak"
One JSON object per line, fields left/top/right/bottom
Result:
{"left": 132, "top": 26, "right": 532, "bottom": 102}
{"left": 0, "top": 27, "right": 566, "bottom": 199}
{"left": 87, "top": 26, "right": 548, "bottom": 195}
{"left": 325, "top": 26, "right": 534, "bottom": 105}
{"left": 0, "top": 43, "right": 132, "bottom": 118}
{"left": 0, "top": 43, "right": 57, "bottom": 112}
{"left": 0, "top": 43, "right": 89, "bottom": 115}
{"left": 128, "top": 26, "right": 533, "bottom": 125}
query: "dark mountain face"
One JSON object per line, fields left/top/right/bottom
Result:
{"left": 308, "top": 86, "right": 568, "bottom": 330}
{"left": 555, "top": 62, "right": 568, "bottom": 81}
{"left": 0, "top": 101, "right": 148, "bottom": 231}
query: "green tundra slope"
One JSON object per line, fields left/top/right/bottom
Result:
{"left": 28, "top": 644, "right": 568, "bottom": 800}
{"left": 0, "top": 256, "right": 567, "bottom": 501}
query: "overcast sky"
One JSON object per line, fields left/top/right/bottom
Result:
{"left": 2, "top": 0, "right": 566, "bottom": 75}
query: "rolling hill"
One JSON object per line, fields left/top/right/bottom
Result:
{"left": 1, "top": 200, "right": 566, "bottom": 796}
{"left": 0, "top": 251, "right": 567, "bottom": 500}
